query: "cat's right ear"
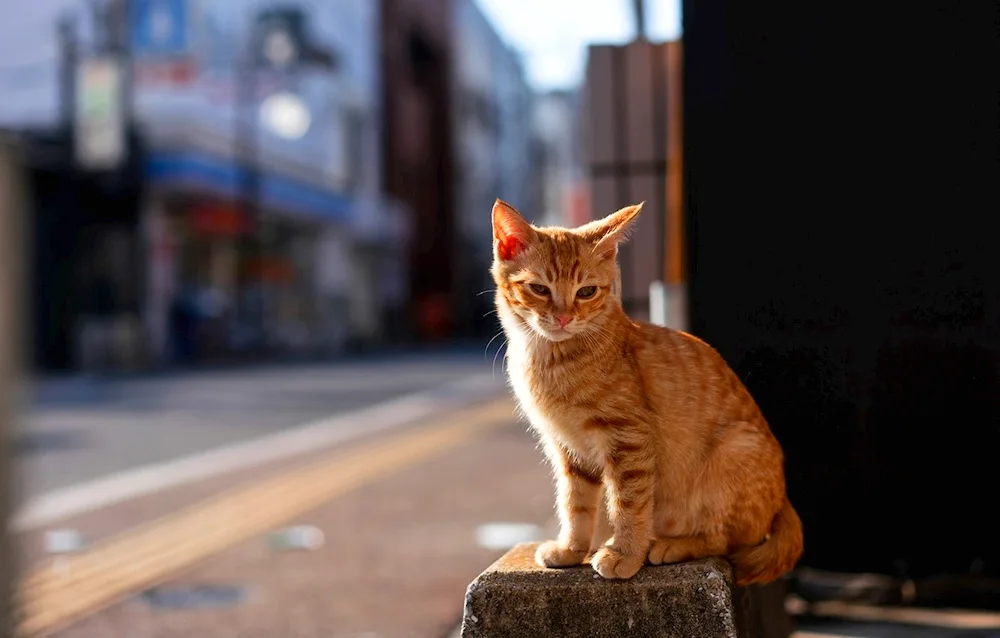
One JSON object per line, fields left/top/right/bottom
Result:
{"left": 492, "top": 199, "right": 536, "bottom": 261}
{"left": 583, "top": 202, "right": 644, "bottom": 260}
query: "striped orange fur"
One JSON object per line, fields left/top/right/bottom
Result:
{"left": 490, "top": 199, "right": 803, "bottom": 584}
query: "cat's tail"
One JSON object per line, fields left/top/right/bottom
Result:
{"left": 729, "top": 499, "right": 803, "bottom": 586}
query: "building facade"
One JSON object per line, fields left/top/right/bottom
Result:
{"left": 451, "top": 0, "right": 537, "bottom": 339}
{"left": 532, "top": 89, "right": 587, "bottom": 228}
{"left": 1, "top": 0, "right": 404, "bottom": 371}
{"left": 379, "top": 0, "right": 458, "bottom": 342}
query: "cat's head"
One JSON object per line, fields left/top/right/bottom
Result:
{"left": 490, "top": 199, "right": 643, "bottom": 342}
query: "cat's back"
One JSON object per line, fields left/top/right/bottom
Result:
{"left": 630, "top": 321, "right": 763, "bottom": 423}
{"left": 630, "top": 321, "right": 728, "bottom": 373}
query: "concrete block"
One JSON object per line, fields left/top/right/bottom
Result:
{"left": 462, "top": 543, "right": 741, "bottom": 638}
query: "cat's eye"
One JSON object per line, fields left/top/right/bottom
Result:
{"left": 529, "top": 283, "right": 550, "bottom": 296}
{"left": 576, "top": 286, "right": 598, "bottom": 299}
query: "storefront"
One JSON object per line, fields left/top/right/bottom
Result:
{"left": 142, "top": 149, "right": 353, "bottom": 366}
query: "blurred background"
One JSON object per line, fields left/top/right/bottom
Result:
{"left": 0, "top": 0, "right": 998, "bottom": 636}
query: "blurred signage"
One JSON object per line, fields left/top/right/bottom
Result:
{"left": 75, "top": 57, "right": 126, "bottom": 170}
{"left": 256, "top": 9, "right": 305, "bottom": 69}
{"left": 565, "top": 181, "right": 591, "bottom": 226}
{"left": 132, "top": 0, "right": 193, "bottom": 57}
{"left": 255, "top": 7, "right": 337, "bottom": 70}
{"left": 132, "top": 0, "right": 197, "bottom": 88}
{"left": 188, "top": 203, "right": 250, "bottom": 236}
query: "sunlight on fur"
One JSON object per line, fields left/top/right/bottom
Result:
{"left": 490, "top": 198, "right": 803, "bottom": 585}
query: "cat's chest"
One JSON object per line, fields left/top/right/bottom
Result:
{"left": 506, "top": 356, "right": 597, "bottom": 452}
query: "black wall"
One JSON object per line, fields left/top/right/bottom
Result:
{"left": 682, "top": 0, "right": 1000, "bottom": 581}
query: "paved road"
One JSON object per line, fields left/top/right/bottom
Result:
{"left": 15, "top": 350, "right": 998, "bottom": 638}
{"left": 18, "top": 350, "right": 507, "bottom": 500}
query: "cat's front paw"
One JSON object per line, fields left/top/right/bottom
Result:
{"left": 591, "top": 546, "right": 644, "bottom": 579}
{"left": 535, "top": 541, "right": 587, "bottom": 568}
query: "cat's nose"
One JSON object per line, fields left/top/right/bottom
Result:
{"left": 554, "top": 314, "right": 573, "bottom": 328}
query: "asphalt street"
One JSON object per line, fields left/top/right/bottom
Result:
{"left": 18, "top": 349, "right": 507, "bottom": 499}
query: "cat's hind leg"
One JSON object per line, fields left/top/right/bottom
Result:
{"left": 647, "top": 534, "right": 729, "bottom": 565}
{"left": 648, "top": 420, "right": 783, "bottom": 567}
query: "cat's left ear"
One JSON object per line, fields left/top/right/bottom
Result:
{"left": 588, "top": 202, "right": 644, "bottom": 260}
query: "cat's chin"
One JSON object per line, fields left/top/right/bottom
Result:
{"left": 535, "top": 327, "right": 577, "bottom": 343}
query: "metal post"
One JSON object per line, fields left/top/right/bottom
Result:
{"left": 110, "top": 0, "right": 134, "bottom": 126}
{"left": 237, "top": 28, "right": 264, "bottom": 357}
{"left": 58, "top": 14, "right": 78, "bottom": 135}
{"left": 632, "top": 0, "right": 647, "bottom": 41}
{"left": 0, "top": 135, "right": 28, "bottom": 638}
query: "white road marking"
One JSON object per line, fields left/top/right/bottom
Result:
{"left": 474, "top": 523, "right": 545, "bottom": 551}
{"left": 12, "top": 374, "right": 504, "bottom": 531}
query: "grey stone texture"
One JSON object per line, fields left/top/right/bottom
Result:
{"left": 462, "top": 542, "right": 741, "bottom": 638}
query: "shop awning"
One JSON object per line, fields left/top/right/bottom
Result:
{"left": 144, "top": 150, "right": 354, "bottom": 223}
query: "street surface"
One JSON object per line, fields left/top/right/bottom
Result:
{"left": 43, "top": 400, "right": 555, "bottom": 638}
{"left": 11, "top": 349, "right": 999, "bottom": 638}
{"left": 18, "top": 350, "right": 505, "bottom": 500}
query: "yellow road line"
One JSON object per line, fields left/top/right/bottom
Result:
{"left": 17, "top": 397, "right": 517, "bottom": 637}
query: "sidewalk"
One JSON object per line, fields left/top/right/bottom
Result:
{"left": 26, "top": 343, "right": 495, "bottom": 408}
{"left": 19, "top": 353, "right": 505, "bottom": 501}
{"left": 23, "top": 397, "right": 555, "bottom": 638}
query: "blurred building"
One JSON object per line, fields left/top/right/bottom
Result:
{"left": 379, "top": 0, "right": 456, "bottom": 342}
{"left": 531, "top": 89, "right": 586, "bottom": 228}
{"left": 0, "top": 0, "right": 406, "bottom": 371}
{"left": 580, "top": 41, "right": 684, "bottom": 325}
{"left": 451, "top": 0, "right": 536, "bottom": 338}
{"left": 136, "top": 0, "right": 397, "bottom": 365}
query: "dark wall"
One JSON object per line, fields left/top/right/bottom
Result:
{"left": 682, "top": 0, "right": 1000, "bottom": 580}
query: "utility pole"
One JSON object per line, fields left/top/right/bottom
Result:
{"left": 236, "top": 20, "right": 264, "bottom": 356}
{"left": 107, "top": 0, "right": 135, "bottom": 127}
{"left": 633, "top": 0, "right": 647, "bottom": 41}
{"left": 58, "top": 13, "right": 78, "bottom": 135}
{"left": 0, "top": 135, "right": 28, "bottom": 638}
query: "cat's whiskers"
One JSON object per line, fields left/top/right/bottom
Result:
{"left": 578, "top": 318, "right": 617, "bottom": 354}
{"left": 484, "top": 329, "right": 506, "bottom": 360}
{"left": 492, "top": 337, "right": 509, "bottom": 379}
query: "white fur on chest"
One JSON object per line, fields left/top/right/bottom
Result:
{"left": 498, "top": 303, "right": 600, "bottom": 455}
{"left": 504, "top": 336, "right": 601, "bottom": 460}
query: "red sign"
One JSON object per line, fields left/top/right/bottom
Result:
{"left": 565, "top": 181, "right": 591, "bottom": 226}
{"left": 188, "top": 203, "right": 250, "bottom": 236}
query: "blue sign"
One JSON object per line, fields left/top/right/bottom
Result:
{"left": 131, "top": 0, "right": 191, "bottom": 57}
{"left": 144, "top": 151, "right": 356, "bottom": 223}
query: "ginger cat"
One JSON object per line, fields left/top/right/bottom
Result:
{"left": 490, "top": 199, "right": 803, "bottom": 585}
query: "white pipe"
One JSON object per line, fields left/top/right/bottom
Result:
{"left": 649, "top": 280, "right": 667, "bottom": 327}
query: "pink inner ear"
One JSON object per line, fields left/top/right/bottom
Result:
{"left": 497, "top": 237, "right": 524, "bottom": 261}
{"left": 493, "top": 211, "right": 531, "bottom": 261}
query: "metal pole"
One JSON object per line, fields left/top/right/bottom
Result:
{"left": 237, "top": 26, "right": 264, "bottom": 357}
{"left": 111, "top": 0, "right": 134, "bottom": 126}
{"left": 0, "top": 135, "right": 28, "bottom": 638}
{"left": 58, "top": 14, "right": 78, "bottom": 135}
{"left": 633, "top": 0, "right": 647, "bottom": 41}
